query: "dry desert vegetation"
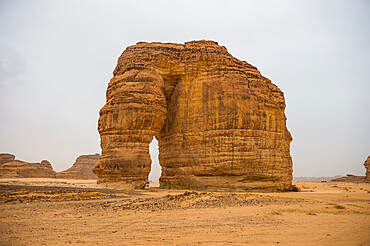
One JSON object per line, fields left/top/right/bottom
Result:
{"left": 0, "top": 178, "right": 369, "bottom": 246}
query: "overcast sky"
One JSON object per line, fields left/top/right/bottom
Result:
{"left": 0, "top": 0, "right": 369, "bottom": 181}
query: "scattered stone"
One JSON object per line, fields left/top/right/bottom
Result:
{"left": 105, "top": 191, "right": 302, "bottom": 211}
{"left": 0, "top": 187, "right": 126, "bottom": 203}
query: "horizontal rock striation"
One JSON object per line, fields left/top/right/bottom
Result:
{"left": 56, "top": 154, "right": 100, "bottom": 180}
{"left": 0, "top": 154, "right": 15, "bottom": 165}
{"left": 94, "top": 40, "right": 293, "bottom": 191}
{"left": 0, "top": 153, "right": 56, "bottom": 178}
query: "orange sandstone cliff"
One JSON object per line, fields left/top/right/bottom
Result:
{"left": 93, "top": 40, "right": 293, "bottom": 191}
{"left": 56, "top": 154, "right": 100, "bottom": 180}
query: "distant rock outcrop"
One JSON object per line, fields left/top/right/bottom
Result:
{"left": 0, "top": 153, "right": 56, "bottom": 178}
{"left": 56, "top": 154, "right": 100, "bottom": 180}
{"left": 331, "top": 155, "right": 370, "bottom": 183}
{"left": 364, "top": 155, "right": 370, "bottom": 179}
{"left": 293, "top": 175, "right": 344, "bottom": 182}
{"left": 0, "top": 154, "right": 15, "bottom": 165}
{"left": 93, "top": 40, "right": 293, "bottom": 191}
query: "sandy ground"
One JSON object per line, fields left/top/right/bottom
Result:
{"left": 0, "top": 179, "right": 369, "bottom": 246}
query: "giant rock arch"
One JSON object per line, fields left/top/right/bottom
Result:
{"left": 93, "top": 40, "right": 293, "bottom": 191}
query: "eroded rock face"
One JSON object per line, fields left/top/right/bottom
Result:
{"left": 56, "top": 154, "right": 100, "bottom": 180}
{"left": 0, "top": 153, "right": 56, "bottom": 178}
{"left": 93, "top": 40, "right": 293, "bottom": 191}
{"left": 0, "top": 154, "right": 15, "bottom": 165}
{"left": 364, "top": 156, "right": 370, "bottom": 179}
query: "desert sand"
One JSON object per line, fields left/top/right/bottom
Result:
{"left": 0, "top": 179, "right": 369, "bottom": 246}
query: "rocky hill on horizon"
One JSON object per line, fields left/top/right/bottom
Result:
{"left": 0, "top": 153, "right": 56, "bottom": 178}
{"left": 0, "top": 153, "right": 100, "bottom": 180}
{"left": 56, "top": 154, "right": 100, "bottom": 180}
{"left": 330, "top": 155, "right": 369, "bottom": 183}
{"left": 293, "top": 175, "right": 344, "bottom": 182}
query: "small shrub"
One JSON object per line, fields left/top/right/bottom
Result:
{"left": 335, "top": 205, "right": 345, "bottom": 209}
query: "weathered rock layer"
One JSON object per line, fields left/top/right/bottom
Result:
{"left": 0, "top": 153, "right": 56, "bottom": 178}
{"left": 56, "top": 154, "right": 100, "bottom": 180}
{"left": 94, "top": 40, "right": 293, "bottom": 191}
{"left": 364, "top": 155, "right": 370, "bottom": 179}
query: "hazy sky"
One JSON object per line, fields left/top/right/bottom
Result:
{"left": 0, "top": 0, "right": 369, "bottom": 181}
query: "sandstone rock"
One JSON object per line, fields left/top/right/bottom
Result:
{"left": 56, "top": 154, "right": 100, "bottom": 180}
{"left": 0, "top": 153, "right": 56, "bottom": 178}
{"left": 364, "top": 155, "right": 370, "bottom": 179}
{"left": 331, "top": 174, "right": 369, "bottom": 183}
{"left": 93, "top": 40, "right": 293, "bottom": 191}
{"left": 293, "top": 176, "right": 344, "bottom": 182}
{"left": 331, "top": 155, "right": 370, "bottom": 183}
{"left": 0, "top": 153, "right": 15, "bottom": 165}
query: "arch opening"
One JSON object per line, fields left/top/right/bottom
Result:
{"left": 148, "top": 136, "right": 161, "bottom": 187}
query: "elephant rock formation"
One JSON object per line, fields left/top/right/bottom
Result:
{"left": 93, "top": 40, "right": 293, "bottom": 191}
